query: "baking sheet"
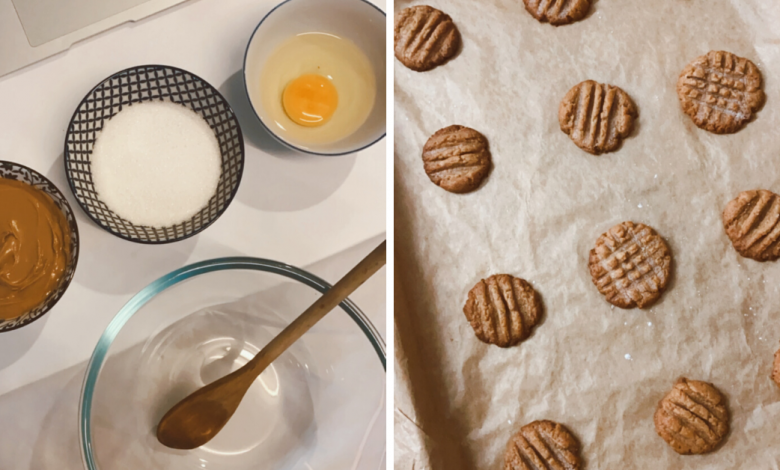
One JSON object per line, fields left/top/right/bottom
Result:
{"left": 393, "top": 0, "right": 780, "bottom": 468}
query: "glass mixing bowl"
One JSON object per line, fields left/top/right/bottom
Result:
{"left": 79, "top": 257, "right": 385, "bottom": 470}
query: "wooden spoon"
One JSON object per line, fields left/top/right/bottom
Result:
{"left": 156, "top": 240, "right": 386, "bottom": 450}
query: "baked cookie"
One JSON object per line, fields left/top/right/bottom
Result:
{"left": 422, "top": 125, "right": 491, "bottom": 193}
{"left": 504, "top": 420, "right": 582, "bottom": 470}
{"left": 722, "top": 189, "right": 780, "bottom": 261}
{"left": 677, "top": 50, "right": 764, "bottom": 134}
{"left": 773, "top": 344, "right": 780, "bottom": 388}
{"left": 559, "top": 80, "right": 637, "bottom": 155}
{"left": 589, "top": 221, "right": 671, "bottom": 309}
{"left": 394, "top": 5, "right": 461, "bottom": 72}
{"left": 654, "top": 378, "right": 729, "bottom": 455}
{"left": 463, "top": 274, "right": 541, "bottom": 348}
{"left": 522, "top": 0, "right": 591, "bottom": 26}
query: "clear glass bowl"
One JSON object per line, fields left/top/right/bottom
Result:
{"left": 79, "top": 257, "right": 385, "bottom": 470}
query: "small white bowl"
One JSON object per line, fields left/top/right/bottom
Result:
{"left": 243, "top": 0, "right": 386, "bottom": 156}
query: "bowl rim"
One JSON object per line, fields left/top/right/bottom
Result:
{"left": 63, "top": 64, "right": 246, "bottom": 245}
{"left": 0, "top": 160, "right": 80, "bottom": 333}
{"left": 242, "top": 0, "right": 387, "bottom": 157}
{"left": 78, "top": 256, "right": 386, "bottom": 470}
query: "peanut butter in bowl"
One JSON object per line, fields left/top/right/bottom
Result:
{"left": 0, "top": 178, "right": 71, "bottom": 321}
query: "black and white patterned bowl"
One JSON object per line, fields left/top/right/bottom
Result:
{"left": 0, "top": 161, "right": 80, "bottom": 333}
{"left": 64, "top": 65, "right": 245, "bottom": 244}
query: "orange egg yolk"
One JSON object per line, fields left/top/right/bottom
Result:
{"left": 282, "top": 74, "right": 338, "bottom": 127}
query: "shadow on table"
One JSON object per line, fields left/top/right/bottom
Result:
{"left": 0, "top": 362, "right": 84, "bottom": 469}
{"left": 45, "top": 155, "right": 198, "bottom": 296}
{"left": 29, "top": 367, "right": 84, "bottom": 469}
{"left": 0, "top": 313, "right": 49, "bottom": 372}
{"left": 218, "top": 71, "right": 358, "bottom": 213}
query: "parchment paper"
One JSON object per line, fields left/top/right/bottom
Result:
{"left": 394, "top": 1, "right": 780, "bottom": 468}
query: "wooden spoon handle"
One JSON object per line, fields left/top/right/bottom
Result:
{"left": 247, "top": 240, "right": 386, "bottom": 375}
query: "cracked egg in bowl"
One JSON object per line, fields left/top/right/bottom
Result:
{"left": 244, "top": 0, "right": 386, "bottom": 156}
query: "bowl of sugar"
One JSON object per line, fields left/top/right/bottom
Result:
{"left": 64, "top": 65, "right": 245, "bottom": 244}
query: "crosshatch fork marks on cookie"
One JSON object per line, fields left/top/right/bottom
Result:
{"left": 463, "top": 274, "right": 541, "bottom": 348}
{"left": 654, "top": 378, "right": 730, "bottom": 455}
{"left": 422, "top": 125, "right": 491, "bottom": 193}
{"left": 559, "top": 80, "right": 637, "bottom": 155}
{"left": 522, "top": 0, "right": 592, "bottom": 26}
{"left": 589, "top": 221, "right": 671, "bottom": 309}
{"left": 677, "top": 50, "right": 764, "bottom": 134}
{"left": 504, "top": 420, "right": 582, "bottom": 470}
{"left": 723, "top": 189, "right": 780, "bottom": 262}
{"left": 394, "top": 5, "right": 460, "bottom": 72}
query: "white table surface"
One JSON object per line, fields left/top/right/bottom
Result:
{"left": 0, "top": 0, "right": 387, "bottom": 458}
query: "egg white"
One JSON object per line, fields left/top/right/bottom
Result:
{"left": 260, "top": 32, "right": 376, "bottom": 147}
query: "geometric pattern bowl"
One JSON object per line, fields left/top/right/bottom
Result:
{"left": 0, "top": 161, "right": 80, "bottom": 332}
{"left": 64, "top": 65, "right": 245, "bottom": 244}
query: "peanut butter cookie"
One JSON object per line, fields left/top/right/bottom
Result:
{"left": 559, "top": 80, "right": 637, "bottom": 155}
{"left": 394, "top": 5, "right": 460, "bottom": 72}
{"left": 504, "top": 420, "right": 582, "bottom": 470}
{"left": 723, "top": 189, "right": 780, "bottom": 261}
{"left": 463, "top": 274, "right": 541, "bottom": 348}
{"left": 677, "top": 50, "right": 764, "bottom": 134}
{"left": 654, "top": 378, "right": 729, "bottom": 455}
{"left": 589, "top": 221, "right": 671, "bottom": 309}
{"left": 422, "top": 125, "right": 491, "bottom": 193}
{"left": 522, "top": 0, "right": 591, "bottom": 26}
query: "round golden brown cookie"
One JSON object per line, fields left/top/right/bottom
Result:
{"left": 772, "top": 344, "right": 780, "bottom": 388}
{"left": 677, "top": 50, "right": 764, "bottom": 134}
{"left": 504, "top": 420, "right": 582, "bottom": 470}
{"left": 422, "top": 125, "right": 491, "bottom": 193}
{"left": 588, "top": 221, "right": 671, "bottom": 309}
{"left": 722, "top": 189, "right": 780, "bottom": 262}
{"left": 463, "top": 274, "right": 541, "bottom": 348}
{"left": 394, "top": 5, "right": 460, "bottom": 72}
{"left": 559, "top": 80, "right": 637, "bottom": 155}
{"left": 522, "top": 0, "right": 591, "bottom": 26}
{"left": 654, "top": 378, "right": 730, "bottom": 455}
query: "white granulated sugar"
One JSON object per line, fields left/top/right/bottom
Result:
{"left": 90, "top": 100, "right": 222, "bottom": 227}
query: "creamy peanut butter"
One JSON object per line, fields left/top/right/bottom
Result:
{"left": 0, "top": 178, "right": 71, "bottom": 320}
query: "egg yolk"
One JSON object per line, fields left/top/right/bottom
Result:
{"left": 282, "top": 74, "right": 338, "bottom": 127}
